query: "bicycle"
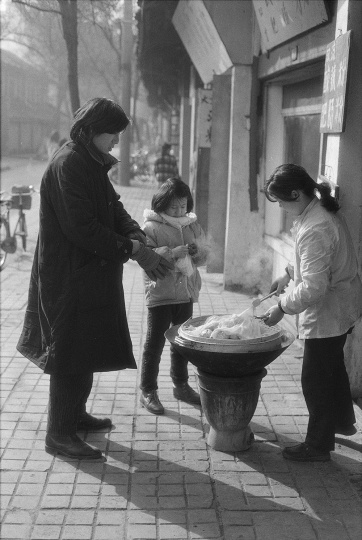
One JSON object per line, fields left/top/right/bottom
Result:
{"left": 0, "top": 185, "right": 35, "bottom": 271}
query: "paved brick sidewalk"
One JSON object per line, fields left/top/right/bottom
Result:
{"left": 1, "top": 182, "right": 361, "bottom": 540}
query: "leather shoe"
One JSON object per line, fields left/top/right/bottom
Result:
{"left": 173, "top": 383, "right": 201, "bottom": 405}
{"left": 77, "top": 412, "right": 112, "bottom": 431}
{"left": 282, "top": 442, "right": 330, "bottom": 462}
{"left": 335, "top": 425, "right": 357, "bottom": 436}
{"left": 140, "top": 390, "right": 164, "bottom": 415}
{"left": 45, "top": 434, "right": 102, "bottom": 460}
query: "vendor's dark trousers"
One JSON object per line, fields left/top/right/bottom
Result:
{"left": 302, "top": 332, "right": 355, "bottom": 452}
{"left": 47, "top": 373, "right": 93, "bottom": 436}
{"left": 140, "top": 301, "right": 193, "bottom": 392}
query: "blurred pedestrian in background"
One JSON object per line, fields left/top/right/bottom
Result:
{"left": 17, "top": 97, "right": 173, "bottom": 460}
{"left": 154, "top": 142, "right": 179, "bottom": 187}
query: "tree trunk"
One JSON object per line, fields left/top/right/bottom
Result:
{"left": 118, "top": 0, "right": 133, "bottom": 186}
{"left": 132, "top": 71, "right": 141, "bottom": 147}
{"left": 58, "top": 0, "right": 80, "bottom": 113}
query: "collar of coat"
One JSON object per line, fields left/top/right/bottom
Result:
{"left": 77, "top": 132, "right": 119, "bottom": 168}
{"left": 293, "top": 196, "right": 319, "bottom": 226}
{"left": 290, "top": 196, "right": 319, "bottom": 238}
{"left": 143, "top": 208, "right": 197, "bottom": 229}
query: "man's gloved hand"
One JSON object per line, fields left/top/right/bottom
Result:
{"left": 188, "top": 243, "right": 198, "bottom": 256}
{"left": 131, "top": 243, "right": 174, "bottom": 281}
{"left": 127, "top": 230, "right": 147, "bottom": 246}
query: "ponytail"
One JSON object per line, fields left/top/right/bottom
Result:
{"left": 316, "top": 182, "right": 340, "bottom": 212}
{"left": 265, "top": 163, "right": 340, "bottom": 213}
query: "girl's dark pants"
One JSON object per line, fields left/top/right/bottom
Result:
{"left": 302, "top": 331, "right": 355, "bottom": 452}
{"left": 141, "top": 301, "right": 193, "bottom": 392}
{"left": 47, "top": 373, "right": 93, "bottom": 436}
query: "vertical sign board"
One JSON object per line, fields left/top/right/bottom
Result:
{"left": 194, "top": 89, "right": 213, "bottom": 233}
{"left": 197, "top": 89, "right": 213, "bottom": 148}
{"left": 252, "top": 0, "right": 328, "bottom": 52}
{"left": 320, "top": 31, "right": 351, "bottom": 133}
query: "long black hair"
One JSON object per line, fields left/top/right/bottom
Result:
{"left": 152, "top": 177, "right": 194, "bottom": 214}
{"left": 70, "top": 97, "right": 130, "bottom": 144}
{"left": 265, "top": 163, "right": 340, "bottom": 213}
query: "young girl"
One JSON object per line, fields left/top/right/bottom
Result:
{"left": 262, "top": 164, "right": 362, "bottom": 462}
{"left": 140, "top": 177, "right": 208, "bottom": 414}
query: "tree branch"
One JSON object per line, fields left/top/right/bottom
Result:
{"left": 79, "top": 32, "right": 117, "bottom": 99}
{"left": 0, "top": 36, "right": 47, "bottom": 60}
{"left": 13, "top": 0, "right": 61, "bottom": 16}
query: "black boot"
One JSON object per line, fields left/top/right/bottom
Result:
{"left": 140, "top": 390, "right": 164, "bottom": 415}
{"left": 173, "top": 383, "right": 201, "bottom": 405}
{"left": 282, "top": 443, "right": 330, "bottom": 462}
{"left": 45, "top": 434, "right": 103, "bottom": 460}
{"left": 77, "top": 412, "right": 112, "bottom": 431}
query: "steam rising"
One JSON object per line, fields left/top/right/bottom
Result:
{"left": 241, "top": 248, "right": 273, "bottom": 293}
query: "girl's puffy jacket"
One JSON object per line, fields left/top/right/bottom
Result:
{"left": 142, "top": 209, "right": 208, "bottom": 307}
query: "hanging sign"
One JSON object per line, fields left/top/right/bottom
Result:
{"left": 320, "top": 31, "right": 351, "bottom": 133}
{"left": 172, "top": 0, "right": 232, "bottom": 84}
{"left": 252, "top": 0, "right": 328, "bottom": 52}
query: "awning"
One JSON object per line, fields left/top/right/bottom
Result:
{"left": 172, "top": 0, "right": 232, "bottom": 84}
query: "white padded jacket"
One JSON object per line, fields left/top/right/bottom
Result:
{"left": 280, "top": 197, "right": 362, "bottom": 339}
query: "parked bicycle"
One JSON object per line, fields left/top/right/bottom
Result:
{"left": 0, "top": 185, "right": 36, "bottom": 271}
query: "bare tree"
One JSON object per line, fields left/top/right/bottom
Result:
{"left": 57, "top": 0, "right": 79, "bottom": 112}
{"left": 3, "top": 0, "right": 146, "bottom": 171}
{"left": 1, "top": 2, "right": 70, "bottom": 128}
{"left": 12, "top": 0, "right": 80, "bottom": 112}
{"left": 77, "top": 1, "right": 123, "bottom": 102}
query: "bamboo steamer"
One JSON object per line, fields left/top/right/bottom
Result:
{"left": 178, "top": 315, "right": 282, "bottom": 353}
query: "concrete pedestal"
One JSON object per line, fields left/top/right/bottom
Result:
{"left": 197, "top": 368, "right": 267, "bottom": 452}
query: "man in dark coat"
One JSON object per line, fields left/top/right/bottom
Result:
{"left": 17, "top": 98, "right": 173, "bottom": 460}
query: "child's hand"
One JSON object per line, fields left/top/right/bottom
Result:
{"left": 172, "top": 245, "right": 189, "bottom": 259}
{"left": 188, "top": 243, "right": 198, "bottom": 256}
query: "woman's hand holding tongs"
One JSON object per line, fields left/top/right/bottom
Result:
{"left": 257, "top": 275, "right": 289, "bottom": 325}
{"left": 269, "top": 270, "right": 291, "bottom": 296}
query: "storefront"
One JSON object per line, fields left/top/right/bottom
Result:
{"left": 255, "top": 0, "right": 362, "bottom": 395}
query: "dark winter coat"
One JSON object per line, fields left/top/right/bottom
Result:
{"left": 17, "top": 141, "right": 141, "bottom": 374}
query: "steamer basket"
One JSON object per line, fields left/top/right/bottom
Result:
{"left": 166, "top": 325, "right": 295, "bottom": 377}
{"left": 175, "top": 334, "right": 282, "bottom": 353}
{"left": 178, "top": 315, "right": 282, "bottom": 353}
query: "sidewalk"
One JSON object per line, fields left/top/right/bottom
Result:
{"left": 1, "top": 183, "right": 361, "bottom": 540}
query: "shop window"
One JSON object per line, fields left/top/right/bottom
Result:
{"left": 282, "top": 76, "right": 323, "bottom": 234}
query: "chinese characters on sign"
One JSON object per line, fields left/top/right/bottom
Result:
{"left": 197, "top": 90, "right": 212, "bottom": 148}
{"left": 252, "top": 0, "right": 328, "bottom": 52}
{"left": 320, "top": 31, "right": 351, "bottom": 133}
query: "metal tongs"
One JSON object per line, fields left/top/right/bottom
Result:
{"left": 252, "top": 291, "right": 277, "bottom": 308}
{"left": 238, "top": 291, "right": 277, "bottom": 318}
